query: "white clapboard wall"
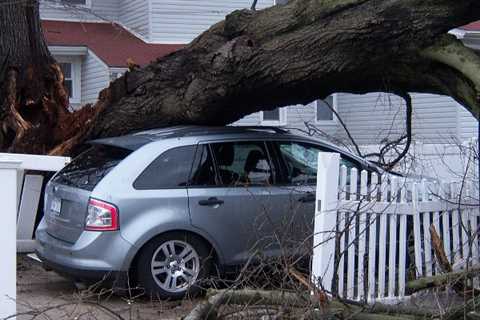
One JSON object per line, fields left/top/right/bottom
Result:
{"left": 313, "top": 153, "right": 479, "bottom": 303}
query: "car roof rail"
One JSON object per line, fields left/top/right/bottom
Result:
{"left": 239, "top": 126, "right": 290, "bottom": 134}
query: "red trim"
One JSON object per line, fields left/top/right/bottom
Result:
{"left": 461, "top": 21, "right": 480, "bottom": 31}
{"left": 42, "top": 20, "right": 184, "bottom": 67}
{"left": 85, "top": 198, "right": 119, "bottom": 231}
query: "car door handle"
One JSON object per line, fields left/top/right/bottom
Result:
{"left": 298, "top": 193, "right": 315, "bottom": 203}
{"left": 198, "top": 197, "right": 224, "bottom": 206}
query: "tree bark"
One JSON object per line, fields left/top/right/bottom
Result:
{"left": 1, "top": 0, "right": 480, "bottom": 155}
{"left": 0, "top": 0, "right": 95, "bottom": 154}
{"left": 184, "top": 289, "right": 425, "bottom": 320}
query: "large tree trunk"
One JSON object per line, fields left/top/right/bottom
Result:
{"left": 1, "top": 0, "right": 480, "bottom": 155}
{"left": 0, "top": 0, "right": 95, "bottom": 154}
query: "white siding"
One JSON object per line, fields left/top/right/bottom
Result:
{"left": 285, "top": 102, "right": 339, "bottom": 137}
{"left": 336, "top": 93, "right": 406, "bottom": 145}
{"left": 40, "top": 0, "right": 119, "bottom": 22}
{"left": 234, "top": 113, "right": 261, "bottom": 126}
{"left": 150, "top": 0, "right": 274, "bottom": 43}
{"left": 119, "top": 0, "right": 150, "bottom": 40}
{"left": 81, "top": 51, "right": 110, "bottom": 105}
{"left": 236, "top": 93, "right": 478, "bottom": 146}
{"left": 410, "top": 94, "right": 459, "bottom": 143}
{"left": 234, "top": 101, "right": 340, "bottom": 137}
{"left": 458, "top": 107, "right": 478, "bottom": 141}
{"left": 335, "top": 93, "right": 475, "bottom": 145}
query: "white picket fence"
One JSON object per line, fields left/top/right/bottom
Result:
{"left": 313, "top": 153, "right": 479, "bottom": 303}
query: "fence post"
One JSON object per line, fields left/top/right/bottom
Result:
{"left": 0, "top": 160, "right": 22, "bottom": 320}
{"left": 312, "top": 152, "right": 340, "bottom": 293}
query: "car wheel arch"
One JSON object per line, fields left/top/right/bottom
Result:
{"left": 126, "top": 229, "right": 224, "bottom": 280}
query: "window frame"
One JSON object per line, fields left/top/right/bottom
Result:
{"left": 187, "top": 144, "right": 221, "bottom": 188}
{"left": 51, "top": 0, "right": 92, "bottom": 9}
{"left": 273, "top": 141, "right": 328, "bottom": 186}
{"left": 260, "top": 107, "right": 287, "bottom": 126}
{"left": 271, "top": 140, "right": 367, "bottom": 187}
{"left": 56, "top": 56, "right": 82, "bottom": 104}
{"left": 315, "top": 94, "right": 337, "bottom": 125}
{"left": 109, "top": 67, "right": 127, "bottom": 82}
{"left": 198, "top": 140, "right": 278, "bottom": 188}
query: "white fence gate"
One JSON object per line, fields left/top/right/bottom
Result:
{"left": 313, "top": 153, "right": 479, "bottom": 303}
{"left": 0, "top": 153, "right": 69, "bottom": 320}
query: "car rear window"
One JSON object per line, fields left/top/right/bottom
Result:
{"left": 52, "top": 145, "right": 132, "bottom": 191}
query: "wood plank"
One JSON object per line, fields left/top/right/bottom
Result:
{"left": 338, "top": 165, "right": 348, "bottom": 297}
{"left": 398, "top": 186, "right": 407, "bottom": 297}
{"left": 388, "top": 177, "right": 398, "bottom": 297}
{"left": 0, "top": 161, "right": 22, "bottom": 319}
{"left": 461, "top": 209, "right": 469, "bottom": 262}
{"left": 0, "top": 153, "right": 70, "bottom": 171}
{"left": 422, "top": 180, "right": 433, "bottom": 277}
{"left": 378, "top": 175, "right": 389, "bottom": 299}
{"left": 367, "top": 173, "right": 379, "bottom": 301}
{"left": 17, "top": 175, "right": 44, "bottom": 242}
{"left": 313, "top": 153, "right": 340, "bottom": 294}
{"left": 441, "top": 182, "right": 451, "bottom": 264}
{"left": 356, "top": 170, "right": 368, "bottom": 300}
{"left": 347, "top": 168, "right": 358, "bottom": 299}
{"left": 432, "top": 185, "right": 441, "bottom": 275}
{"left": 412, "top": 183, "right": 424, "bottom": 278}
{"left": 338, "top": 211, "right": 346, "bottom": 298}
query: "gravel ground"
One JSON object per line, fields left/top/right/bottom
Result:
{"left": 16, "top": 255, "right": 200, "bottom": 320}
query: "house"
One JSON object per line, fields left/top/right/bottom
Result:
{"left": 39, "top": 0, "right": 273, "bottom": 108}
{"left": 40, "top": 0, "right": 478, "bottom": 151}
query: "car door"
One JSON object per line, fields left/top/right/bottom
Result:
{"left": 269, "top": 140, "right": 368, "bottom": 259}
{"left": 266, "top": 141, "right": 321, "bottom": 258}
{"left": 187, "top": 141, "right": 283, "bottom": 266}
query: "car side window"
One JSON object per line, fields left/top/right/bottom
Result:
{"left": 276, "top": 142, "right": 322, "bottom": 185}
{"left": 210, "top": 141, "right": 273, "bottom": 186}
{"left": 189, "top": 145, "right": 218, "bottom": 187}
{"left": 133, "top": 146, "right": 196, "bottom": 190}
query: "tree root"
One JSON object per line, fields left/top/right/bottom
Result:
{"left": 2, "top": 68, "right": 31, "bottom": 147}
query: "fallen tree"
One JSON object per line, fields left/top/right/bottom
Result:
{"left": 1, "top": 0, "right": 480, "bottom": 156}
{"left": 184, "top": 289, "right": 428, "bottom": 320}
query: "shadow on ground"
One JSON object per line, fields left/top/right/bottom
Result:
{"left": 16, "top": 255, "right": 200, "bottom": 320}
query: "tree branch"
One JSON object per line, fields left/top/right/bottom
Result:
{"left": 421, "top": 34, "right": 480, "bottom": 118}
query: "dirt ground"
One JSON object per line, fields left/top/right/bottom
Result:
{"left": 16, "top": 255, "right": 200, "bottom": 320}
{"left": 15, "top": 254, "right": 468, "bottom": 320}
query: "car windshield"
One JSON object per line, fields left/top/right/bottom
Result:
{"left": 52, "top": 145, "right": 132, "bottom": 191}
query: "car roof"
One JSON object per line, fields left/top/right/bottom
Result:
{"left": 90, "top": 125, "right": 373, "bottom": 168}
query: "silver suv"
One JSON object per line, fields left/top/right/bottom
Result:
{"left": 36, "top": 126, "right": 373, "bottom": 299}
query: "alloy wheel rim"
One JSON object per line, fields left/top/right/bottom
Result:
{"left": 150, "top": 240, "right": 200, "bottom": 293}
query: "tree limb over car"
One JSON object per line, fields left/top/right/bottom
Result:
{"left": 0, "top": 0, "right": 479, "bottom": 155}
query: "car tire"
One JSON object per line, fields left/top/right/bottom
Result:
{"left": 135, "top": 232, "right": 212, "bottom": 299}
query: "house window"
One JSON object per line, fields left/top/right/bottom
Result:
{"left": 261, "top": 107, "right": 287, "bottom": 125}
{"left": 58, "top": 0, "right": 91, "bottom": 6}
{"left": 57, "top": 58, "right": 81, "bottom": 104}
{"left": 316, "top": 94, "right": 337, "bottom": 123}
{"left": 109, "top": 69, "right": 126, "bottom": 82}
{"left": 59, "top": 63, "right": 73, "bottom": 98}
